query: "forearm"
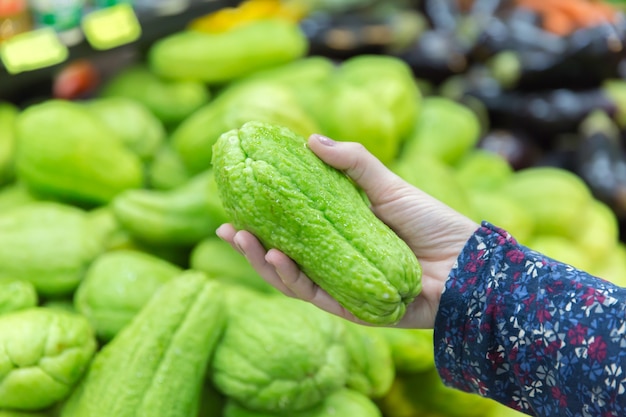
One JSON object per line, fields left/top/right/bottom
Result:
{"left": 434, "top": 222, "right": 626, "bottom": 416}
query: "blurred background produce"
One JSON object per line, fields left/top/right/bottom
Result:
{"left": 2, "top": 0, "right": 626, "bottom": 416}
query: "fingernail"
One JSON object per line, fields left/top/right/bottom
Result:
{"left": 314, "top": 134, "right": 336, "bottom": 146}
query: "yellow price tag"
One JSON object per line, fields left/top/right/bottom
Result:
{"left": 82, "top": 4, "right": 142, "bottom": 50}
{"left": 0, "top": 28, "right": 69, "bottom": 74}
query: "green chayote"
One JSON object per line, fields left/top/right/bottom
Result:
{"left": 149, "top": 19, "right": 308, "bottom": 84}
{"left": 378, "top": 368, "right": 496, "bottom": 417}
{"left": 61, "top": 272, "right": 227, "bottom": 417}
{"left": 374, "top": 328, "right": 435, "bottom": 374}
{"left": 147, "top": 143, "right": 191, "bottom": 190}
{"left": 86, "top": 97, "right": 166, "bottom": 162}
{"left": 400, "top": 96, "right": 481, "bottom": 166}
{"left": 211, "top": 295, "right": 349, "bottom": 413}
{"left": 172, "top": 81, "right": 320, "bottom": 174}
{"left": 224, "top": 388, "right": 382, "bottom": 417}
{"left": 342, "top": 321, "right": 395, "bottom": 398}
{"left": 190, "top": 237, "right": 277, "bottom": 294}
{"left": 212, "top": 121, "right": 422, "bottom": 325}
{"left": 0, "top": 280, "right": 37, "bottom": 316}
{"left": 0, "top": 183, "right": 38, "bottom": 212}
{"left": 15, "top": 100, "right": 144, "bottom": 206}
{"left": 101, "top": 65, "right": 210, "bottom": 128}
{"left": 0, "top": 202, "right": 102, "bottom": 297}
{"left": 112, "top": 170, "right": 229, "bottom": 246}
{"left": 0, "top": 308, "right": 96, "bottom": 411}
{"left": 74, "top": 250, "right": 182, "bottom": 341}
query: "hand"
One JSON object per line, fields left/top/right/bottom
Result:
{"left": 217, "top": 134, "right": 479, "bottom": 329}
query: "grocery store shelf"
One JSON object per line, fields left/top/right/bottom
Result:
{"left": 0, "top": 0, "right": 240, "bottom": 102}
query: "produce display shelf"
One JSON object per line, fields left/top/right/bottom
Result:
{"left": 0, "top": 0, "right": 241, "bottom": 101}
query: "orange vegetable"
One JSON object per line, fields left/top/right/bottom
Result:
{"left": 516, "top": 0, "right": 619, "bottom": 35}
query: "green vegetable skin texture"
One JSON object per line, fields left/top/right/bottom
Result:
{"left": 0, "top": 102, "right": 19, "bottom": 186}
{"left": 374, "top": 328, "right": 435, "bottom": 374}
{"left": 0, "top": 308, "right": 96, "bottom": 411}
{"left": 0, "top": 411, "right": 49, "bottom": 417}
{"left": 74, "top": 250, "right": 182, "bottom": 341}
{"left": 0, "top": 280, "right": 37, "bottom": 316}
{"left": 112, "top": 169, "right": 229, "bottom": 246}
{"left": 342, "top": 321, "right": 395, "bottom": 398}
{"left": 212, "top": 122, "right": 422, "bottom": 325}
{"left": 172, "top": 81, "right": 320, "bottom": 175}
{"left": 147, "top": 143, "right": 191, "bottom": 190}
{"left": 0, "top": 202, "right": 101, "bottom": 297}
{"left": 149, "top": 19, "right": 308, "bottom": 84}
{"left": 86, "top": 97, "right": 166, "bottom": 161}
{"left": 400, "top": 96, "right": 481, "bottom": 166}
{"left": 61, "top": 271, "right": 227, "bottom": 417}
{"left": 380, "top": 367, "right": 496, "bottom": 417}
{"left": 190, "top": 237, "right": 278, "bottom": 294}
{"left": 15, "top": 100, "right": 144, "bottom": 206}
{"left": 101, "top": 65, "right": 210, "bottom": 127}
{"left": 224, "top": 388, "right": 382, "bottom": 417}
{"left": 211, "top": 295, "right": 349, "bottom": 413}
{"left": 0, "top": 184, "right": 38, "bottom": 212}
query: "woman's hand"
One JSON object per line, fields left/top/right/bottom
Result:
{"left": 217, "top": 134, "right": 479, "bottom": 329}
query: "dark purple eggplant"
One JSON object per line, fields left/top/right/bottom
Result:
{"left": 299, "top": 4, "right": 424, "bottom": 60}
{"left": 574, "top": 110, "right": 626, "bottom": 220}
{"left": 472, "top": 6, "right": 626, "bottom": 90}
{"left": 299, "top": 12, "right": 388, "bottom": 59}
{"left": 478, "top": 128, "right": 542, "bottom": 170}
{"left": 393, "top": 29, "right": 471, "bottom": 83}
{"left": 397, "top": 0, "right": 504, "bottom": 83}
{"left": 467, "top": 87, "right": 618, "bottom": 141}
{"left": 419, "top": 0, "right": 464, "bottom": 32}
{"left": 417, "top": 0, "right": 504, "bottom": 32}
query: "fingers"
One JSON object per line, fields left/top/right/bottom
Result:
{"left": 216, "top": 224, "right": 294, "bottom": 296}
{"left": 265, "top": 248, "right": 315, "bottom": 300}
{"left": 217, "top": 224, "right": 361, "bottom": 322}
{"left": 266, "top": 249, "right": 359, "bottom": 321}
{"left": 308, "top": 133, "right": 406, "bottom": 205}
{"left": 216, "top": 224, "right": 321, "bottom": 301}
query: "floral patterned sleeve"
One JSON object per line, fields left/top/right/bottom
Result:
{"left": 434, "top": 221, "right": 626, "bottom": 417}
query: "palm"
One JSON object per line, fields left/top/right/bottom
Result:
{"left": 216, "top": 135, "right": 478, "bottom": 329}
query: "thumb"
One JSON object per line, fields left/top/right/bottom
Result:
{"left": 307, "top": 134, "right": 406, "bottom": 205}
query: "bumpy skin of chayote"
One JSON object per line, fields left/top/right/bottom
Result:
{"left": 101, "top": 65, "right": 210, "bottom": 128}
{"left": 15, "top": 100, "right": 144, "bottom": 206}
{"left": 0, "top": 308, "right": 97, "bottom": 411}
{"left": 149, "top": 19, "right": 308, "bottom": 84}
{"left": 61, "top": 272, "right": 227, "bottom": 417}
{"left": 172, "top": 81, "right": 321, "bottom": 175}
{"left": 0, "top": 280, "right": 37, "bottom": 316}
{"left": 190, "top": 236, "right": 278, "bottom": 294}
{"left": 74, "top": 250, "right": 182, "bottom": 341}
{"left": 374, "top": 328, "right": 435, "bottom": 374}
{"left": 112, "top": 170, "right": 229, "bottom": 247}
{"left": 211, "top": 295, "right": 349, "bottom": 413}
{"left": 0, "top": 202, "right": 102, "bottom": 297}
{"left": 86, "top": 97, "right": 166, "bottom": 162}
{"left": 342, "top": 321, "right": 395, "bottom": 399}
{"left": 212, "top": 121, "right": 422, "bottom": 325}
{"left": 223, "top": 388, "right": 382, "bottom": 417}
